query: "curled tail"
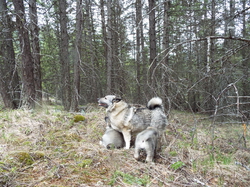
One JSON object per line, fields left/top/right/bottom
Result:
{"left": 147, "top": 97, "right": 163, "bottom": 110}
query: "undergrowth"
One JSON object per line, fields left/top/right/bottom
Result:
{"left": 0, "top": 105, "right": 249, "bottom": 186}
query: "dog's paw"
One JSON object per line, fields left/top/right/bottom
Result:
{"left": 134, "top": 154, "right": 139, "bottom": 160}
{"left": 99, "top": 141, "right": 102, "bottom": 145}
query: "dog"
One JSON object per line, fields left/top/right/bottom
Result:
{"left": 134, "top": 127, "right": 158, "bottom": 162}
{"left": 98, "top": 95, "right": 167, "bottom": 149}
{"left": 100, "top": 126, "right": 125, "bottom": 149}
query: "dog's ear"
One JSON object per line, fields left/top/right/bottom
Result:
{"left": 112, "top": 96, "right": 122, "bottom": 103}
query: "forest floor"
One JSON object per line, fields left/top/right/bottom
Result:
{"left": 0, "top": 103, "right": 250, "bottom": 187}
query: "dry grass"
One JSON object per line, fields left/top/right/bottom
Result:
{"left": 0, "top": 104, "right": 250, "bottom": 187}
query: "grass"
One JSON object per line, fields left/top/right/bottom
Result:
{"left": 109, "top": 170, "right": 150, "bottom": 186}
{"left": 0, "top": 105, "right": 250, "bottom": 186}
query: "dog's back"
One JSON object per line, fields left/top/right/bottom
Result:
{"left": 131, "top": 97, "right": 167, "bottom": 133}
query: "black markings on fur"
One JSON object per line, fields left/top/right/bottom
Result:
{"left": 112, "top": 97, "right": 121, "bottom": 103}
{"left": 134, "top": 107, "right": 147, "bottom": 113}
{"left": 147, "top": 104, "right": 162, "bottom": 110}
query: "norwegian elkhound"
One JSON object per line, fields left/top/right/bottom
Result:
{"left": 100, "top": 126, "right": 125, "bottom": 149}
{"left": 134, "top": 127, "right": 158, "bottom": 162}
{"left": 98, "top": 95, "right": 167, "bottom": 149}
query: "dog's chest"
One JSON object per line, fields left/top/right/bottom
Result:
{"left": 108, "top": 107, "right": 134, "bottom": 126}
{"left": 110, "top": 123, "right": 120, "bottom": 131}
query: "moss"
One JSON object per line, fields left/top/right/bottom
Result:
{"left": 31, "top": 151, "right": 45, "bottom": 160}
{"left": 12, "top": 151, "right": 34, "bottom": 165}
{"left": 73, "top": 115, "right": 85, "bottom": 122}
{"left": 11, "top": 151, "right": 45, "bottom": 166}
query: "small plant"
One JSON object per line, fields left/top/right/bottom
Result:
{"left": 169, "top": 151, "right": 178, "bottom": 157}
{"left": 215, "top": 153, "right": 232, "bottom": 165}
{"left": 192, "top": 160, "right": 197, "bottom": 171}
{"left": 109, "top": 170, "right": 150, "bottom": 186}
{"left": 170, "top": 161, "right": 185, "bottom": 170}
{"left": 78, "top": 159, "right": 93, "bottom": 168}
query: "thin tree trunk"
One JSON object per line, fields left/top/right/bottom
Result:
{"left": 71, "top": 0, "right": 83, "bottom": 111}
{"left": 163, "top": 0, "right": 170, "bottom": 98}
{"left": 210, "top": 0, "right": 216, "bottom": 159}
{"left": 29, "top": 0, "right": 42, "bottom": 103}
{"left": 13, "top": 0, "right": 36, "bottom": 109}
{"left": 100, "top": 0, "right": 107, "bottom": 77}
{"left": 59, "top": 0, "right": 71, "bottom": 110}
{"left": 106, "top": 0, "right": 112, "bottom": 94}
{"left": 241, "top": 0, "right": 249, "bottom": 114}
{"left": 148, "top": 0, "right": 157, "bottom": 93}
{"left": 136, "top": 0, "right": 142, "bottom": 101}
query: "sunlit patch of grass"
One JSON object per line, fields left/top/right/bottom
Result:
{"left": 78, "top": 159, "right": 93, "bottom": 168}
{"left": 216, "top": 153, "right": 233, "bottom": 165}
{"left": 191, "top": 150, "right": 233, "bottom": 178}
{"left": 109, "top": 170, "right": 150, "bottom": 186}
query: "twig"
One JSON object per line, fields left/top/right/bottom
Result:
{"left": 193, "top": 178, "right": 211, "bottom": 187}
{"left": 235, "top": 161, "right": 250, "bottom": 171}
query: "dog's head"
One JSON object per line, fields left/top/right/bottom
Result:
{"left": 98, "top": 95, "right": 121, "bottom": 108}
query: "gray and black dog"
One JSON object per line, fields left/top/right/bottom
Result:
{"left": 99, "top": 125, "right": 125, "bottom": 149}
{"left": 98, "top": 95, "right": 167, "bottom": 149}
{"left": 134, "top": 127, "right": 159, "bottom": 162}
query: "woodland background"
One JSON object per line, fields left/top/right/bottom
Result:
{"left": 1, "top": 0, "right": 250, "bottom": 120}
{"left": 1, "top": 1, "right": 250, "bottom": 186}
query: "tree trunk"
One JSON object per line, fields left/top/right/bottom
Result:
{"left": 148, "top": 0, "right": 157, "bottom": 94}
{"left": 241, "top": 0, "right": 249, "bottom": 114}
{"left": 59, "top": 0, "right": 71, "bottom": 111}
{"left": 100, "top": 0, "right": 107, "bottom": 70}
{"left": 71, "top": 0, "right": 83, "bottom": 111}
{"left": 203, "top": 0, "right": 216, "bottom": 112}
{"left": 29, "top": 0, "right": 42, "bottom": 103}
{"left": 0, "top": 0, "right": 20, "bottom": 109}
{"left": 135, "top": 0, "right": 143, "bottom": 101}
{"left": 162, "top": 0, "right": 170, "bottom": 98}
{"left": 106, "top": 0, "right": 112, "bottom": 94}
{"left": 13, "top": 0, "right": 36, "bottom": 109}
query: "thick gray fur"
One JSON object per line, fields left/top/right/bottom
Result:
{"left": 134, "top": 127, "right": 158, "bottom": 162}
{"left": 100, "top": 126, "right": 125, "bottom": 149}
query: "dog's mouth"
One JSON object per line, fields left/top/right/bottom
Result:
{"left": 98, "top": 102, "right": 109, "bottom": 108}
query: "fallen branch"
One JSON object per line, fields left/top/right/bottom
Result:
{"left": 235, "top": 161, "right": 250, "bottom": 171}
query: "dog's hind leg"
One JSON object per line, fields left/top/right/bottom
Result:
{"left": 145, "top": 150, "right": 154, "bottom": 162}
{"left": 134, "top": 147, "right": 140, "bottom": 160}
{"left": 122, "top": 129, "right": 131, "bottom": 149}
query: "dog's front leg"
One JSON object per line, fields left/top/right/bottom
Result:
{"left": 122, "top": 129, "right": 131, "bottom": 149}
